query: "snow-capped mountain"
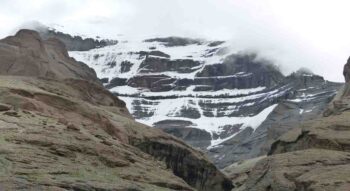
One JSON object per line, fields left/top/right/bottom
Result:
{"left": 69, "top": 37, "right": 286, "bottom": 147}
{"left": 34, "top": 28, "right": 342, "bottom": 168}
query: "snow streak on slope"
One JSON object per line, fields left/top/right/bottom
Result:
{"left": 208, "top": 104, "right": 277, "bottom": 149}
{"left": 69, "top": 37, "right": 233, "bottom": 80}
{"left": 118, "top": 86, "right": 288, "bottom": 132}
{"left": 110, "top": 85, "right": 266, "bottom": 97}
{"left": 68, "top": 37, "right": 286, "bottom": 149}
{"left": 120, "top": 95, "right": 277, "bottom": 149}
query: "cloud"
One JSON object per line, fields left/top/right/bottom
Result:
{"left": 0, "top": 0, "right": 349, "bottom": 82}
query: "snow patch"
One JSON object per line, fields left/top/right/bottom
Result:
{"left": 299, "top": 109, "right": 304, "bottom": 114}
{"left": 111, "top": 85, "right": 266, "bottom": 97}
{"left": 69, "top": 37, "right": 234, "bottom": 80}
{"left": 207, "top": 104, "right": 278, "bottom": 149}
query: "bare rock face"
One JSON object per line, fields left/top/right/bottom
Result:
{"left": 343, "top": 56, "right": 350, "bottom": 82}
{"left": 196, "top": 53, "right": 284, "bottom": 88}
{"left": 139, "top": 57, "right": 201, "bottom": 73}
{"left": 0, "top": 76, "right": 233, "bottom": 191}
{"left": 0, "top": 77, "right": 189, "bottom": 190}
{"left": 0, "top": 31, "right": 233, "bottom": 191}
{"left": 233, "top": 58, "right": 350, "bottom": 191}
{"left": 269, "top": 113, "right": 350, "bottom": 155}
{"left": 39, "top": 28, "right": 118, "bottom": 51}
{"left": 323, "top": 82, "right": 350, "bottom": 116}
{"left": 0, "top": 103, "right": 11, "bottom": 111}
{"left": 235, "top": 112, "right": 350, "bottom": 191}
{"left": 223, "top": 156, "right": 266, "bottom": 189}
{"left": 243, "top": 149, "right": 350, "bottom": 191}
{"left": 0, "top": 29, "right": 98, "bottom": 82}
{"left": 323, "top": 57, "right": 350, "bottom": 116}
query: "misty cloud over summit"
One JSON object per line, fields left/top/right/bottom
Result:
{"left": 1, "top": 0, "right": 350, "bottom": 82}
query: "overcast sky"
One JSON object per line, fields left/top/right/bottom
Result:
{"left": 0, "top": 0, "right": 349, "bottom": 82}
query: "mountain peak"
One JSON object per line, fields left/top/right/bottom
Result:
{"left": 15, "top": 29, "right": 41, "bottom": 39}
{"left": 2, "top": 29, "right": 43, "bottom": 49}
{"left": 294, "top": 67, "right": 314, "bottom": 76}
{"left": 0, "top": 29, "right": 98, "bottom": 82}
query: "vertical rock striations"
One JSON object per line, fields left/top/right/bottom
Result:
{"left": 133, "top": 138, "right": 233, "bottom": 191}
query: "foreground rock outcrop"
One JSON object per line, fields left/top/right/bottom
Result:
{"left": 0, "top": 30, "right": 233, "bottom": 191}
{"left": 230, "top": 58, "right": 350, "bottom": 191}
{"left": 242, "top": 149, "right": 350, "bottom": 191}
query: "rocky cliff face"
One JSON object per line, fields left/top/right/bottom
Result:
{"left": 66, "top": 32, "right": 342, "bottom": 169}
{"left": 0, "top": 30, "right": 232, "bottom": 191}
{"left": 40, "top": 29, "right": 118, "bottom": 51}
{"left": 226, "top": 59, "right": 350, "bottom": 191}
{"left": 0, "top": 29, "right": 98, "bottom": 82}
{"left": 211, "top": 71, "right": 341, "bottom": 168}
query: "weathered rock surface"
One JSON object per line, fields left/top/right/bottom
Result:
{"left": 323, "top": 82, "right": 350, "bottom": 117}
{"left": 0, "top": 31, "right": 233, "bottom": 191}
{"left": 232, "top": 113, "right": 350, "bottom": 191}
{"left": 223, "top": 156, "right": 266, "bottom": 189}
{"left": 209, "top": 72, "right": 341, "bottom": 168}
{"left": 38, "top": 26, "right": 118, "bottom": 51}
{"left": 343, "top": 56, "right": 350, "bottom": 82}
{"left": 196, "top": 53, "right": 284, "bottom": 88}
{"left": 242, "top": 149, "right": 350, "bottom": 191}
{"left": 0, "top": 103, "right": 11, "bottom": 111}
{"left": 155, "top": 120, "right": 212, "bottom": 148}
{"left": 139, "top": 57, "right": 201, "bottom": 74}
{"left": 269, "top": 80, "right": 350, "bottom": 155}
{"left": 233, "top": 60, "right": 350, "bottom": 191}
{"left": 0, "top": 77, "right": 192, "bottom": 191}
{"left": 269, "top": 113, "right": 350, "bottom": 155}
{"left": 0, "top": 29, "right": 98, "bottom": 82}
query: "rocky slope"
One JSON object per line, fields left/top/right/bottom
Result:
{"left": 225, "top": 60, "right": 350, "bottom": 191}
{"left": 0, "top": 29, "right": 98, "bottom": 81}
{"left": 61, "top": 31, "right": 342, "bottom": 168}
{"left": 211, "top": 71, "right": 341, "bottom": 168}
{"left": 0, "top": 30, "right": 233, "bottom": 191}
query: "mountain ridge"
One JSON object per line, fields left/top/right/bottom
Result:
{"left": 48, "top": 28, "right": 341, "bottom": 169}
{"left": 1, "top": 25, "right": 348, "bottom": 191}
{"left": 0, "top": 29, "right": 233, "bottom": 191}
{"left": 22, "top": 26, "right": 340, "bottom": 170}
